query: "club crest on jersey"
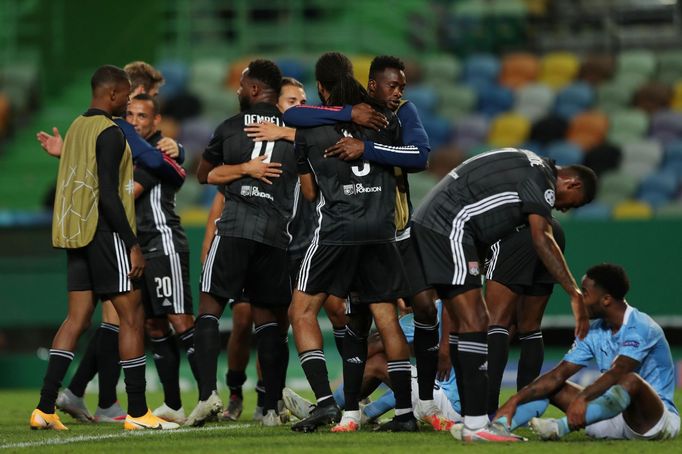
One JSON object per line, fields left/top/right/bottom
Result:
{"left": 241, "top": 186, "right": 252, "bottom": 196}
{"left": 468, "top": 261, "right": 480, "bottom": 276}
{"left": 343, "top": 184, "right": 355, "bottom": 196}
{"left": 544, "top": 189, "right": 555, "bottom": 207}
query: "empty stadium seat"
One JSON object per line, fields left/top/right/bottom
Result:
{"left": 476, "top": 84, "right": 514, "bottom": 117}
{"left": 579, "top": 54, "right": 615, "bottom": 86}
{"left": 539, "top": 52, "right": 580, "bottom": 90}
{"left": 621, "top": 140, "right": 663, "bottom": 167}
{"left": 422, "top": 55, "right": 461, "bottom": 86}
{"left": 350, "top": 55, "right": 374, "bottom": 87}
{"left": 566, "top": 110, "right": 609, "bottom": 151}
{"left": 546, "top": 140, "right": 583, "bottom": 165}
{"left": 596, "top": 171, "right": 639, "bottom": 205}
{"left": 462, "top": 54, "right": 500, "bottom": 91}
{"left": 597, "top": 76, "right": 640, "bottom": 112}
{"left": 607, "top": 109, "right": 649, "bottom": 146}
{"left": 499, "top": 52, "right": 540, "bottom": 89}
{"left": 633, "top": 82, "right": 673, "bottom": 115}
{"left": 421, "top": 113, "right": 453, "bottom": 148}
{"left": 225, "top": 57, "right": 254, "bottom": 89}
{"left": 664, "top": 140, "right": 682, "bottom": 163}
{"left": 657, "top": 50, "right": 682, "bottom": 85}
{"left": 514, "top": 83, "right": 554, "bottom": 121}
{"left": 275, "top": 57, "right": 311, "bottom": 84}
{"left": 612, "top": 200, "right": 653, "bottom": 219}
{"left": 616, "top": 49, "right": 656, "bottom": 84}
{"left": 156, "top": 60, "right": 190, "bottom": 99}
{"left": 487, "top": 112, "right": 531, "bottom": 147}
{"left": 655, "top": 202, "right": 682, "bottom": 218}
{"left": 553, "top": 82, "right": 594, "bottom": 119}
{"left": 404, "top": 85, "right": 438, "bottom": 115}
{"left": 454, "top": 114, "right": 489, "bottom": 151}
{"left": 436, "top": 84, "right": 476, "bottom": 119}
{"left": 650, "top": 110, "right": 682, "bottom": 145}
{"left": 572, "top": 202, "right": 612, "bottom": 220}
{"left": 672, "top": 81, "right": 682, "bottom": 111}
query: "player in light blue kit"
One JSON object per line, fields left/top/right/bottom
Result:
{"left": 490, "top": 263, "right": 679, "bottom": 441}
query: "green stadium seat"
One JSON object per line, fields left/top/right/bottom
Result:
{"left": 436, "top": 84, "right": 476, "bottom": 120}
{"left": 597, "top": 77, "right": 640, "bottom": 112}
{"left": 596, "top": 171, "right": 639, "bottom": 205}
{"left": 655, "top": 202, "right": 682, "bottom": 218}
{"left": 607, "top": 109, "right": 649, "bottom": 146}
{"left": 657, "top": 51, "right": 682, "bottom": 86}
{"left": 514, "top": 82, "right": 554, "bottom": 121}
{"left": 620, "top": 140, "right": 663, "bottom": 168}
{"left": 422, "top": 55, "right": 461, "bottom": 86}
{"left": 617, "top": 49, "right": 657, "bottom": 83}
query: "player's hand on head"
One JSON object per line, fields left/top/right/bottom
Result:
{"left": 36, "top": 127, "right": 63, "bottom": 158}
{"left": 351, "top": 103, "right": 388, "bottom": 131}
{"left": 324, "top": 137, "right": 364, "bottom": 160}
{"left": 128, "top": 244, "right": 145, "bottom": 279}
{"left": 243, "top": 155, "right": 283, "bottom": 184}
{"left": 156, "top": 137, "right": 180, "bottom": 158}
{"left": 244, "top": 122, "right": 284, "bottom": 142}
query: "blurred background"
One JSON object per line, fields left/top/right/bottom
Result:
{"left": 1, "top": 0, "right": 681, "bottom": 389}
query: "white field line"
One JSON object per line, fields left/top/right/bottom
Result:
{"left": 0, "top": 423, "right": 253, "bottom": 450}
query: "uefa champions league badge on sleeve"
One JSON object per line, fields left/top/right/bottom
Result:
{"left": 544, "top": 189, "right": 555, "bottom": 207}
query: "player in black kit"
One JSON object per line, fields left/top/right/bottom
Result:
{"left": 190, "top": 60, "right": 297, "bottom": 427}
{"left": 411, "top": 148, "right": 597, "bottom": 441}
{"left": 484, "top": 218, "right": 566, "bottom": 418}
{"left": 289, "top": 52, "right": 415, "bottom": 433}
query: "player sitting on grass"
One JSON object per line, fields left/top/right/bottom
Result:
{"left": 487, "top": 263, "right": 679, "bottom": 441}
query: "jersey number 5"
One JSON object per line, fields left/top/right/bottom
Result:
{"left": 341, "top": 130, "right": 370, "bottom": 177}
{"left": 250, "top": 141, "right": 275, "bottom": 162}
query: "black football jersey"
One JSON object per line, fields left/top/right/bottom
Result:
{"left": 295, "top": 108, "right": 401, "bottom": 245}
{"left": 413, "top": 148, "right": 557, "bottom": 247}
{"left": 134, "top": 132, "right": 189, "bottom": 257}
{"left": 203, "top": 103, "right": 298, "bottom": 250}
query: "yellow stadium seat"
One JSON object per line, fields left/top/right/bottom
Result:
{"left": 612, "top": 200, "right": 653, "bottom": 220}
{"left": 540, "top": 52, "right": 580, "bottom": 90}
{"left": 672, "top": 81, "right": 682, "bottom": 111}
{"left": 350, "top": 55, "right": 374, "bottom": 88}
{"left": 487, "top": 112, "right": 531, "bottom": 147}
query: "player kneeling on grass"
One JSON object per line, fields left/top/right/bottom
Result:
{"left": 482, "top": 263, "right": 679, "bottom": 441}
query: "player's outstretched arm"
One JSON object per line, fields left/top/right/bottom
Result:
{"left": 528, "top": 213, "right": 588, "bottom": 339}
{"left": 495, "top": 360, "right": 582, "bottom": 427}
{"left": 36, "top": 127, "right": 63, "bottom": 158}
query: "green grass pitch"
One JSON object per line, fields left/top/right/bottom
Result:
{"left": 1, "top": 389, "right": 680, "bottom": 452}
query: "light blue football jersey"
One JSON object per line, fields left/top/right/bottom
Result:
{"left": 563, "top": 305, "right": 678, "bottom": 415}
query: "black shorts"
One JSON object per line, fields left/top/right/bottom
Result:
{"left": 411, "top": 223, "right": 483, "bottom": 300}
{"left": 66, "top": 230, "right": 140, "bottom": 298}
{"left": 288, "top": 253, "right": 304, "bottom": 289}
{"left": 201, "top": 236, "right": 291, "bottom": 307}
{"left": 396, "top": 235, "right": 431, "bottom": 302}
{"left": 142, "top": 252, "right": 193, "bottom": 317}
{"left": 485, "top": 220, "right": 565, "bottom": 297}
{"left": 297, "top": 242, "right": 407, "bottom": 304}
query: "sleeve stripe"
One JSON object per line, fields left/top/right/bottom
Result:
{"left": 297, "top": 105, "right": 344, "bottom": 112}
{"left": 373, "top": 143, "right": 421, "bottom": 154}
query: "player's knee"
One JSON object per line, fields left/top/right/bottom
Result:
{"left": 145, "top": 318, "right": 169, "bottom": 337}
{"left": 64, "top": 315, "right": 91, "bottom": 335}
{"left": 412, "top": 296, "right": 437, "bottom": 324}
{"left": 168, "top": 314, "right": 194, "bottom": 334}
{"left": 617, "top": 372, "right": 643, "bottom": 393}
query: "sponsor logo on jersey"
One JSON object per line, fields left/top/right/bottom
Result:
{"left": 468, "top": 261, "right": 480, "bottom": 276}
{"left": 544, "top": 189, "right": 555, "bottom": 207}
{"left": 342, "top": 183, "right": 382, "bottom": 196}
{"left": 622, "top": 340, "right": 640, "bottom": 348}
{"left": 240, "top": 185, "right": 274, "bottom": 201}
